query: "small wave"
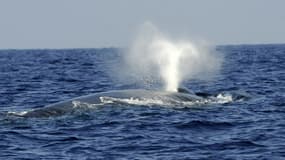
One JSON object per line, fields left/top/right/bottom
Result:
{"left": 216, "top": 93, "right": 234, "bottom": 103}
{"left": 216, "top": 91, "right": 251, "bottom": 102}
{"left": 7, "top": 111, "right": 29, "bottom": 117}
{"left": 99, "top": 94, "right": 238, "bottom": 107}
{"left": 72, "top": 101, "right": 103, "bottom": 109}
{"left": 174, "top": 120, "right": 234, "bottom": 130}
{"left": 205, "top": 140, "right": 265, "bottom": 150}
{"left": 100, "top": 96, "right": 212, "bottom": 107}
{"left": 99, "top": 96, "right": 165, "bottom": 106}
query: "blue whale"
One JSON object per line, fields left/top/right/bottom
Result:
{"left": 15, "top": 88, "right": 248, "bottom": 118}
{"left": 18, "top": 88, "right": 204, "bottom": 118}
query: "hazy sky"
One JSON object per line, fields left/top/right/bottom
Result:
{"left": 0, "top": 0, "right": 284, "bottom": 49}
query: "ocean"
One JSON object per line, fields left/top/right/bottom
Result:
{"left": 0, "top": 44, "right": 284, "bottom": 159}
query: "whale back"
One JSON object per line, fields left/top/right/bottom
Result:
{"left": 21, "top": 89, "right": 201, "bottom": 118}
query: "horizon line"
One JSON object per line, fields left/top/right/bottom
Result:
{"left": 0, "top": 43, "right": 284, "bottom": 50}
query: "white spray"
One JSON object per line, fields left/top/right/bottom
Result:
{"left": 124, "top": 22, "right": 222, "bottom": 92}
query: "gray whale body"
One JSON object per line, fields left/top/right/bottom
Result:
{"left": 22, "top": 89, "right": 203, "bottom": 118}
{"left": 18, "top": 88, "right": 249, "bottom": 118}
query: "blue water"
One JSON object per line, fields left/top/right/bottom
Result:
{"left": 0, "top": 45, "right": 284, "bottom": 159}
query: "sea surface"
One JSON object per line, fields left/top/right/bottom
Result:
{"left": 0, "top": 44, "right": 284, "bottom": 159}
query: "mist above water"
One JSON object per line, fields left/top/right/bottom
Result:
{"left": 123, "top": 22, "right": 222, "bottom": 92}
